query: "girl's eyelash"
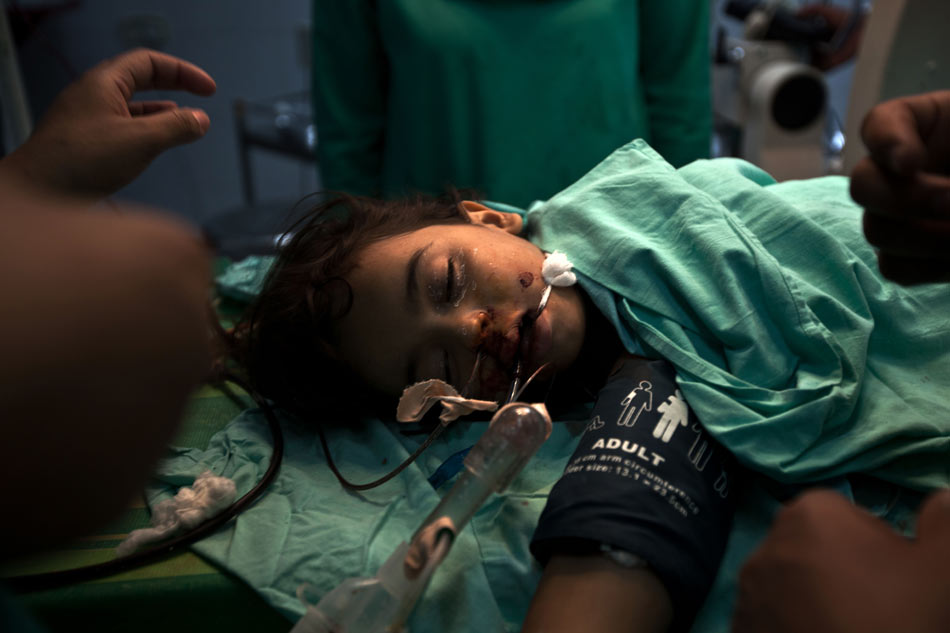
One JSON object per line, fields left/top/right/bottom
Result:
{"left": 445, "top": 257, "right": 456, "bottom": 302}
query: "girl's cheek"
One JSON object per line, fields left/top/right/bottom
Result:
{"left": 478, "top": 361, "right": 510, "bottom": 399}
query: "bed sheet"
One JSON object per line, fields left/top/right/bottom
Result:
{"left": 146, "top": 406, "right": 927, "bottom": 633}
{"left": 146, "top": 406, "right": 589, "bottom": 632}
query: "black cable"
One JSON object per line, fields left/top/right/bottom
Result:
{"left": 7, "top": 372, "right": 284, "bottom": 594}
{"left": 318, "top": 420, "right": 446, "bottom": 491}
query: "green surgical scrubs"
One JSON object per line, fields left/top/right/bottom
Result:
{"left": 311, "top": 0, "right": 711, "bottom": 207}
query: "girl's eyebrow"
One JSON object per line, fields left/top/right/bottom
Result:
{"left": 405, "top": 241, "right": 432, "bottom": 314}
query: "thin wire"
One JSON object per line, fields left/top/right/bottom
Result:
{"left": 320, "top": 347, "right": 487, "bottom": 491}
{"left": 318, "top": 419, "right": 447, "bottom": 491}
{"left": 506, "top": 285, "right": 552, "bottom": 404}
{"left": 506, "top": 360, "right": 523, "bottom": 404}
{"left": 513, "top": 363, "right": 553, "bottom": 403}
{"left": 461, "top": 349, "right": 484, "bottom": 398}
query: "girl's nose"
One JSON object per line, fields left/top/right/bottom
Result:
{"left": 460, "top": 309, "right": 490, "bottom": 350}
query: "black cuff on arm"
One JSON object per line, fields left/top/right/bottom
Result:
{"left": 531, "top": 358, "right": 738, "bottom": 632}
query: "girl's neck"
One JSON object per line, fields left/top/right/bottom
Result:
{"left": 534, "top": 288, "right": 625, "bottom": 411}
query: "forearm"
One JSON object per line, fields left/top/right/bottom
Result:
{"left": 523, "top": 554, "right": 672, "bottom": 633}
{"left": 0, "top": 196, "right": 212, "bottom": 557}
{"left": 0, "top": 147, "right": 51, "bottom": 199}
{"left": 528, "top": 358, "right": 737, "bottom": 632}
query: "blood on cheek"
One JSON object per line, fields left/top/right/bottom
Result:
{"left": 518, "top": 272, "right": 534, "bottom": 289}
{"left": 476, "top": 357, "right": 510, "bottom": 397}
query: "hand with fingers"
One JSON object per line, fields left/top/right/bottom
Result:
{"left": 850, "top": 91, "right": 950, "bottom": 285}
{"left": 1, "top": 48, "right": 216, "bottom": 199}
{"left": 733, "top": 489, "right": 950, "bottom": 633}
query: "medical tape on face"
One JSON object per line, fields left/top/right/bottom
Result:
{"left": 397, "top": 379, "right": 499, "bottom": 425}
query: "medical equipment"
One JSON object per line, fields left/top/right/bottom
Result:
{"left": 507, "top": 285, "right": 550, "bottom": 402}
{"left": 507, "top": 252, "right": 576, "bottom": 401}
{"left": 290, "top": 401, "right": 552, "bottom": 633}
{"left": 714, "top": 0, "right": 846, "bottom": 179}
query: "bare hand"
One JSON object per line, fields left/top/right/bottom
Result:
{"left": 733, "top": 489, "right": 950, "bottom": 633}
{"left": 3, "top": 48, "right": 216, "bottom": 198}
{"left": 850, "top": 91, "right": 950, "bottom": 284}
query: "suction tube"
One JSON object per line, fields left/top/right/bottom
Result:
{"left": 291, "top": 402, "right": 552, "bottom": 633}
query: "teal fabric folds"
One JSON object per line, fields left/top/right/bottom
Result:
{"left": 150, "top": 411, "right": 587, "bottom": 633}
{"left": 216, "top": 255, "right": 276, "bottom": 303}
{"left": 526, "top": 140, "right": 950, "bottom": 491}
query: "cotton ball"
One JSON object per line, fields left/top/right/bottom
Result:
{"left": 542, "top": 251, "right": 576, "bottom": 287}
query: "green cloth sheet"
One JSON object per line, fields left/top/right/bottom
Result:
{"left": 528, "top": 140, "right": 950, "bottom": 492}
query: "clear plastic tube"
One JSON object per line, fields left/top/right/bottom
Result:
{"left": 413, "top": 403, "right": 551, "bottom": 537}
{"left": 291, "top": 402, "right": 551, "bottom": 633}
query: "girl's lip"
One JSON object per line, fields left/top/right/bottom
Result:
{"left": 477, "top": 305, "right": 552, "bottom": 400}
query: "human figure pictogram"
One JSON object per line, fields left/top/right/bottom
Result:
{"left": 653, "top": 389, "right": 689, "bottom": 443}
{"left": 617, "top": 380, "right": 652, "bottom": 427}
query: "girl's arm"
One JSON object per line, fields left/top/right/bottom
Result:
{"left": 525, "top": 357, "right": 738, "bottom": 632}
{"left": 523, "top": 554, "right": 671, "bottom": 633}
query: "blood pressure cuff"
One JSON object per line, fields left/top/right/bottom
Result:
{"left": 531, "top": 357, "right": 738, "bottom": 632}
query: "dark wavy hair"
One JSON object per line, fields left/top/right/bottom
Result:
{"left": 234, "top": 190, "right": 474, "bottom": 424}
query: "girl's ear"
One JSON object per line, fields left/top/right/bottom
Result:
{"left": 460, "top": 200, "right": 523, "bottom": 235}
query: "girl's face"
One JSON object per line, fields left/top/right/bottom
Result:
{"left": 334, "top": 204, "right": 586, "bottom": 402}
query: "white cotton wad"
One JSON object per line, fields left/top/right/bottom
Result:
{"left": 542, "top": 251, "right": 577, "bottom": 287}
{"left": 116, "top": 471, "right": 237, "bottom": 556}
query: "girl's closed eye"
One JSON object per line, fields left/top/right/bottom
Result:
{"left": 427, "top": 254, "right": 461, "bottom": 306}
{"left": 445, "top": 256, "right": 456, "bottom": 303}
{"left": 446, "top": 251, "right": 467, "bottom": 306}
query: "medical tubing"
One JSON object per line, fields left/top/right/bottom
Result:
{"left": 6, "top": 372, "right": 284, "bottom": 593}
{"left": 413, "top": 403, "right": 550, "bottom": 541}
{"left": 290, "top": 403, "right": 550, "bottom": 633}
{"left": 318, "top": 418, "right": 447, "bottom": 491}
